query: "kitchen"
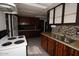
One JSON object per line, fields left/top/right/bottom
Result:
{"left": 0, "top": 3, "right": 79, "bottom": 56}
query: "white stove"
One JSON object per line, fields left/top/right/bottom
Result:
{"left": 0, "top": 35, "right": 27, "bottom": 56}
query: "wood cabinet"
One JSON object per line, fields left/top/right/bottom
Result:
{"left": 41, "top": 35, "right": 48, "bottom": 52}
{"left": 47, "top": 37, "right": 56, "bottom": 55}
{"left": 55, "top": 42, "right": 70, "bottom": 56}
{"left": 68, "top": 47, "right": 79, "bottom": 56}
{"left": 41, "top": 34, "right": 79, "bottom": 56}
{"left": 55, "top": 42, "right": 63, "bottom": 56}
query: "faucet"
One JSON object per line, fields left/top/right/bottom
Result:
{"left": 63, "top": 34, "right": 68, "bottom": 43}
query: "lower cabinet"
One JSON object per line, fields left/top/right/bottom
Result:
{"left": 69, "top": 47, "right": 79, "bottom": 56}
{"left": 55, "top": 42, "right": 70, "bottom": 56}
{"left": 41, "top": 35, "right": 48, "bottom": 52}
{"left": 41, "top": 34, "right": 79, "bottom": 56}
{"left": 55, "top": 42, "right": 63, "bottom": 56}
{"left": 47, "top": 37, "right": 56, "bottom": 56}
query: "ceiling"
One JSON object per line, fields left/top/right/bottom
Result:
{"left": 15, "top": 3, "right": 59, "bottom": 18}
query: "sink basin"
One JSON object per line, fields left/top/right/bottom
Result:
{"left": 64, "top": 36, "right": 76, "bottom": 44}
{"left": 54, "top": 34, "right": 76, "bottom": 44}
{"left": 55, "top": 35, "right": 64, "bottom": 41}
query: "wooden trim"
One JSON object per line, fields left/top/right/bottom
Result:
{"left": 53, "top": 8, "right": 55, "bottom": 24}
{"left": 76, "top": 3, "right": 79, "bottom": 24}
{"left": 62, "top": 3, "right": 65, "bottom": 24}
{"left": 47, "top": 11, "right": 49, "bottom": 25}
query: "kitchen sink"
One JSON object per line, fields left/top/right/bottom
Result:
{"left": 63, "top": 36, "right": 76, "bottom": 44}
{"left": 54, "top": 33, "right": 76, "bottom": 44}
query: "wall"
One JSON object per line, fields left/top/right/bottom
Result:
{"left": 0, "top": 11, "right": 6, "bottom": 31}
{"left": 51, "top": 25, "right": 79, "bottom": 39}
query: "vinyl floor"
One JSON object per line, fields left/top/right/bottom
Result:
{"left": 27, "top": 37, "right": 49, "bottom": 56}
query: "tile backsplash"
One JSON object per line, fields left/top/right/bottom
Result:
{"left": 52, "top": 25, "right": 79, "bottom": 37}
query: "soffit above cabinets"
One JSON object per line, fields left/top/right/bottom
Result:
{"left": 15, "top": 3, "right": 59, "bottom": 18}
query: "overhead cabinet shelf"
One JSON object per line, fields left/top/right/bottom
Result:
{"left": 48, "top": 3, "right": 79, "bottom": 25}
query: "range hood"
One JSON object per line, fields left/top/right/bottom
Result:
{"left": 0, "top": 3, "right": 17, "bottom": 13}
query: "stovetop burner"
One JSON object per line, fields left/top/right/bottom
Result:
{"left": 2, "top": 42, "right": 12, "bottom": 46}
{"left": 14, "top": 40, "right": 24, "bottom": 44}
{"left": 8, "top": 37, "right": 16, "bottom": 40}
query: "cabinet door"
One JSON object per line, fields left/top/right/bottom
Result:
{"left": 49, "top": 9, "right": 54, "bottom": 24}
{"left": 41, "top": 35, "right": 48, "bottom": 52}
{"left": 55, "top": 42, "right": 59, "bottom": 56}
{"left": 64, "top": 3, "right": 77, "bottom": 23}
{"left": 54, "top": 17, "right": 62, "bottom": 24}
{"left": 54, "top": 4, "right": 63, "bottom": 24}
{"left": 47, "top": 37, "right": 56, "bottom": 56}
{"left": 55, "top": 42, "right": 69, "bottom": 56}
{"left": 69, "top": 48, "right": 79, "bottom": 56}
{"left": 64, "top": 3, "right": 77, "bottom": 15}
{"left": 64, "top": 14, "right": 76, "bottom": 23}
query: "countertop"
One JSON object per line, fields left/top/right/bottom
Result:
{"left": 41, "top": 32, "right": 79, "bottom": 51}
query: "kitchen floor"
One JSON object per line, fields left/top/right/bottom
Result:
{"left": 27, "top": 37, "right": 49, "bottom": 56}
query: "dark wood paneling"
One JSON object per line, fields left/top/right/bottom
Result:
{"left": 18, "top": 16, "right": 40, "bottom": 26}
{"left": 18, "top": 16, "right": 41, "bottom": 38}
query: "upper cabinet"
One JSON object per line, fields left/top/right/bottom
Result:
{"left": 49, "top": 9, "right": 54, "bottom": 24}
{"left": 48, "top": 3, "right": 79, "bottom": 25}
{"left": 54, "top": 4, "right": 63, "bottom": 24}
{"left": 48, "top": 4, "right": 64, "bottom": 25}
{"left": 64, "top": 3, "right": 77, "bottom": 23}
{"left": 64, "top": 4, "right": 77, "bottom": 15}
